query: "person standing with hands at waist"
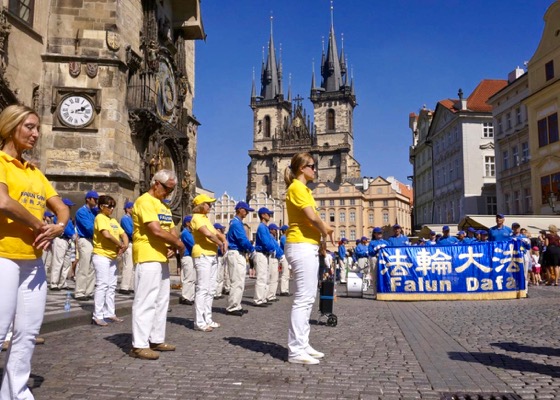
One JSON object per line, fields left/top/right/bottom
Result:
{"left": 74, "top": 190, "right": 99, "bottom": 301}
{"left": 190, "top": 194, "right": 228, "bottom": 332}
{"left": 225, "top": 201, "right": 255, "bottom": 316}
{"left": 179, "top": 215, "right": 195, "bottom": 305}
{"left": 129, "top": 169, "right": 185, "bottom": 360}
{"left": 118, "top": 201, "right": 134, "bottom": 295}
{"left": 283, "top": 152, "right": 334, "bottom": 365}
{"left": 253, "top": 207, "right": 277, "bottom": 306}
{"left": 0, "top": 105, "right": 69, "bottom": 399}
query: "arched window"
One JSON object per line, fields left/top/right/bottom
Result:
{"left": 327, "top": 109, "right": 335, "bottom": 131}
{"left": 263, "top": 116, "right": 271, "bottom": 138}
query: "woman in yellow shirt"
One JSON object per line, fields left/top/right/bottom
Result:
{"left": 283, "top": 152, "right": 333, "bottom": 365}
{"left": 190, "top": 194, "right": 228, "bottom": 332}
{"left": 0, "top": 105, "right": 69, "bottom": 399}
{"left": 92, "top": 195, "right": 129, "bottom": 326}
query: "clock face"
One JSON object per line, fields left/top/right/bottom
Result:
{"left": 155, "top": 58, "right": 178, "bottom": 123}
{"left": 58, "top": 95, "right": 95, "bottom": 128}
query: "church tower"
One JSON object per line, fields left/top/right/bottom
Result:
{"left": 247, "top": 6, "right": 359, "bottom": 201}
{"left": 310, "top": 5, "right": 360, "bottom": 183}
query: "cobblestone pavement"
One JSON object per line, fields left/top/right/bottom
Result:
{"left": 3, "top": 281, "right": 560, "bottom": 399}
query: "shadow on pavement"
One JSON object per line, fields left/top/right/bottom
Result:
{"left": 448, "top": 351, "right": 560, "bottom": 378}
{"left": 167, "top": 316, "right": 194, "bottom": 330}
{"left": 104, "top": 333, "right": 132, "bottom": 354}
{"left": 224, "top": 337, "right": 286, "bottom": 361}
{"left": 491, "top": 341, "right": 560, "bottom": 357}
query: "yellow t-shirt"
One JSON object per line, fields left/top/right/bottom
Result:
{"left": 190, "top": 213, "right": 218, "bottom": 257}
{"left": 93, "top": 214, "right": 124, "bottom": 260}
{"left": 285, "top": 179, "right": 321, "bottom": 245}
{"left": 132, "top": 192, "right": 175, "bottom": 263}
{"left": 0, "top": 151, "right": 58, "bottom": 259}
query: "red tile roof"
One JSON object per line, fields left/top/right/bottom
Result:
{"left": 438, "top": 79, "right": 507, "bottom": 113}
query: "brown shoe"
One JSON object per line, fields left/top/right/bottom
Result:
{"left": 34, "top": 337, "right": 45, "bottom": 345}
{"left": 129, "top": 347, "right": 160, "bottom": 360}
{"left": 149, "top": 342, "right": 176, "bottom": 352}
{"left": 1, "top": 340, "right": 9, "bottom": 351}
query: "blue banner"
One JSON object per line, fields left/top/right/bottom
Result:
{"left": 377, "top": 240, "right": 527, "bottom": 301}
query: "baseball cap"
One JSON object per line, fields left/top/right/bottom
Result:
{"left": 467, "top": 227, "right": 477, "bottom": 233}
{"left": 124, "top": 201, "right": 134, "bottom": 210}
{"left": 479, "top": 230, "right": 488, "bottom": 235}
{"left": 361, "top": 236, "right": 368, "bottom": 242}
{"left": 235, "top": 201, "right": 254, "bottom": 212}
{"left": 193, "top": 194, "right": 216, "bottom": 206}
{"left": 442, "top": 225, "right": 450, "bottom": 231}
{"left": 280, "top": 225, "right": 289, "bottom": 231}
{"left": 373, "top": 227, "right": 383, "bottom": 233}
{"left": 62, "top": 198, "right": 75, "bottom": 207}
{"left": 532, "top": 246, "right": 539, "bottom": 251}
{"left": 341, "top": 237, "right": 348, "bottom": 242}
{"left": 268, "top": 223, "right": 279, "bottom": 231}
{"left": 258, "top": 207, "right": 274, "bottom": 216}
{"left": 44, "top": 211, "right": 54, "bottom": 218}
{"left": 213, "top": 223, "right": 225, "bottom": 230}
{"left": 458, "top": 230, "right": 466, "bottom": 235}
{"left": 512, "top": 222, "right": 520, "bottom": 228}
{"left": 183, "top": 215, "right": 192, "bottom": 224}
{"left": 429, "top": 231, "right": 436, "bottom": 235}
{"left": 393, "top": 224, "right": 401, "bottom": 229}
{"left": 496, "top": 213, "right": 505, "bottom": 219}
{"left": 85, "top": 190, "right": 99, "bottom": 199}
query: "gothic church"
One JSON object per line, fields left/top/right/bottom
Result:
{"left": 246, "top": 12, "right": 361, "bottom": 201}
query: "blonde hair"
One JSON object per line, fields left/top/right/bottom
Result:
{"left": 283, "top": 152, "right": 314, "bottom": 187}
{"left": 0, "top": 105, "right": 39, "bottom": 150}
{"left": 549, "top": 224, "right": 558, "bottom": 234}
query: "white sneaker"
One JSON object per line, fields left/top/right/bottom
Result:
{"left": 304, "top": 345, "right": 325, "bottom": 359}
{"left": 288, "top": 353, "right": 320, "bottom": 365}
{"left": 208, "top": 321, "right": 221, "bottom": 328}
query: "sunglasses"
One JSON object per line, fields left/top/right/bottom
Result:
{"left": 101, "top": 205, "right": 115, "bottom": 210}
{"left": 158, "top": 181, "right": 175, "bottom": 194}
{"left": 305, "top": 164, "right": 316, "bottom": 171}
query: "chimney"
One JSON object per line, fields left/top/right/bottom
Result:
{"left": 362, "top": 177, "right": 369, "bottom": 191}
{"left": 458, "top": 89, "right": 467, "bottom": 110}
{"left": 507, "top": 66, "right": 525, "bottom": 83}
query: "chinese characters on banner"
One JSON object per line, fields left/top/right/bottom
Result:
{"left": 377, "top": 241, "right": 527, "bottom": 301}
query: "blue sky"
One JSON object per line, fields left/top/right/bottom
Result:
{"left": 194, "top": 0, "right": 552, "bottom": 201}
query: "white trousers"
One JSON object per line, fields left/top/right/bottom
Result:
{"left": 279, "top": 256, "right": 290, "bottom": 294}
{"left": 285, "top": 243, "right": 319, "bottom": 358}
{"left": 92, "top": 255, "right": 118, "bottom": 320}
{"left": 75, "top": 238, "right": 95, "bottom": 297}
{"left": 369, "top": 256, "right": 379, "bottom": 297}
{"left": 132, "top": 262, "right": 170, "bottom": 349}
{"left": 253, "top": 252, "right": 269, "bottom": 304}
{"left": 226, "top": 251, "right": 247, "bottom": 311}
{"left": 194, "top": 255, "right": 217, "bottom": 329}
{"left": 180, "top": 255, "right": 196, "bottom": 301}
{"left": 49, "top": 237, "right": 71, "bottom": 289}
{"left": 215, "top": 255, "right": 228, "bottom": 296}
{"left": 118, "top": 243, "right": 134, "bottom": 291}
{"left": 266, "top": 257, "right": 279, "bottom": 300}
{"left": 0, "top": 258, "right": 47, "bottom": 400}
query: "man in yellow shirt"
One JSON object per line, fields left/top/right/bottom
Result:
{"left": 129, "top": 170, "right": 185, "bottom": 360}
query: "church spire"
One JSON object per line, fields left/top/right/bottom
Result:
{"left": 320, "top": 1, "right": 344, "bottom": 92}
{"left": 260, "top": 15, "right": 282, "bottom": 100}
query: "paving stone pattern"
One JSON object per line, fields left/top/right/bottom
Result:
{"left": 2, "top": 282, "right": 560, "bottom": 399}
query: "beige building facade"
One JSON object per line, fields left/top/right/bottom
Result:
{"left": 525, "top": 0, "right": 560, "bottom": 215}
{"left": 1, "top": 0, "right": 205, "bottom": 222}
{"left": 488, "top": 68, "right": 532, "bottom": 215}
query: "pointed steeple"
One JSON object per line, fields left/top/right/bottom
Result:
{"left": 310, "top": 60, "right": 316, "bottom": 90}
{"left": 339, "top": 33, "right": 347, "bottom": 76}
{"left": 321, "top": 1, "right": 343, "bottom": 92}
{"left": 260, "top": 15, "right": 281, "bottom": 100}
{"left": 287, "top": 72, "right": 292, "bottom": 102}
{"left": 251, "top": 67, "right": 256, "bottom": 99}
